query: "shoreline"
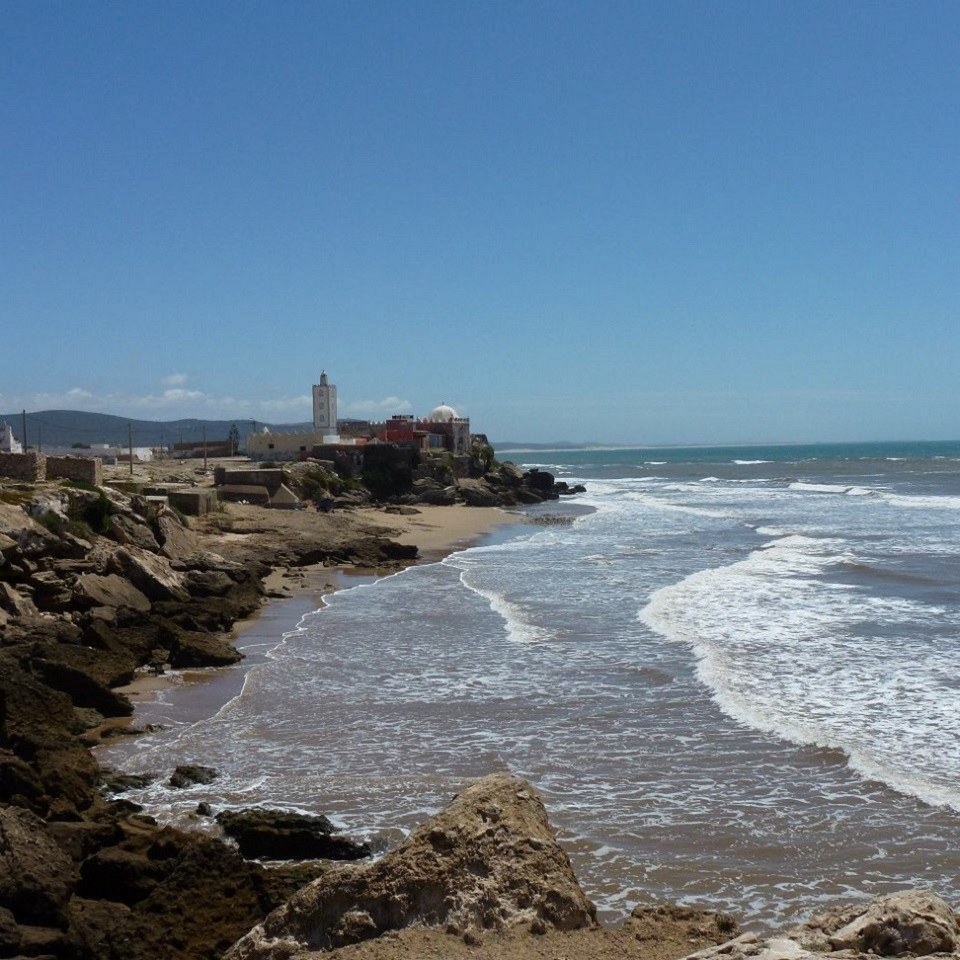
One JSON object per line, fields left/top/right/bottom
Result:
{"left": 106, "top": 503, "right": 526, "bottom": 728}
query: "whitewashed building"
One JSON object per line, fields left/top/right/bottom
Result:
{"left": 0, "top": 422, "right": 23, "bottom": 454}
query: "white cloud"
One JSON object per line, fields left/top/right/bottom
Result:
{"left": 66, "top": 387, "right": 94, "bottom": 399}
{"left": 342, "top": 396, "right": 413, "bottom": 416}
{"left": 161, "top": 373, "right": 188, "bottom": 387}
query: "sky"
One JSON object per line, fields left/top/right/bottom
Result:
{"left": 2, "top": 1, "right": 958, "bottom": 445}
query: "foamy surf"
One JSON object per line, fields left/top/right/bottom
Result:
{"left": 98, "top": 441, "right": 960, "bottom": 926}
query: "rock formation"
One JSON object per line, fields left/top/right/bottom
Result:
{"left": 0, "top": 478, "right": 412, "bottom": 959}
{"left": 684, "top": 890, "right": 960, "bottom": 960}
{"left": 226, "top": 772, "right": 598, "bottom": 958}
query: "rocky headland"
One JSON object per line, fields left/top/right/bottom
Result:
{"left": 1, "top": 460, "right": 957, "bottom": 960}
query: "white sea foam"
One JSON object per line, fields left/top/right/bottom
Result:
{"left": 789, "top": 481, "right": 854, "bottom": 494}
{"left": 881, "top": 492, "right": 960, "bottom": 510}
{"left": 639, "top": 534, "right": 960, "bottom": 811}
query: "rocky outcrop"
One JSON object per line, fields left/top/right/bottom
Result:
{"left": 793, "top": 889, "right": 960, "bottom": 956}
{"left": 0, "top": 474, "right": 451, "bottom": 960}
{"left": 398, "top": 461, "right": 580, "bottom": 508}
{"left": 460, "top": 464, "right": 576, "bottom": 507}
{"left": 226, "top": 772, "right": 597, "bottom": 958}
{"left": 0, "top": 806, "right": 78, "bottom": 926}
{"left": 682, "top": 890, "right": 960, "bottom": 960}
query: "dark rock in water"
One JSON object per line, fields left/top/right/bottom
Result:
{"left": 196, "top": 802, "right": 213, "bottom": 817}
{"left": 100, "top": 770, "right": 153, "bottom": 794}
{"left": 216, "top": 808, "right": 372, "bottom": 861}
{"left": 169, "top": 765, "right": 218, "bottom": 789}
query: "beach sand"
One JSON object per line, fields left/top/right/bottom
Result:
{"left": 110, "top": 503, "right": 524, "bottom": 720}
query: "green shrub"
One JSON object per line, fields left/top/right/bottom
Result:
{"left": 83, "top": 490, "right": 114, "bottom": 533}
{"left": 36, "top": 510, "right": 66, "bottom": 535}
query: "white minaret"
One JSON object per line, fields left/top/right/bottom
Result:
{"left": 312, "top": 371, "right": 338, "bottom": 436}
{"left": 0, "top": 422, "right": 23, "bottom": 454}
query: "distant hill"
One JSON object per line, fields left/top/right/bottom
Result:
{"left": 0, "top": 410, "right": 309, "bottom": 449}
{"left": 0, "top": 410, "right": 595, "bottom": 453}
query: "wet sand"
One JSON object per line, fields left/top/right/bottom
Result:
{"left": 108, "top": 504, "right": 524, "bottom": 728}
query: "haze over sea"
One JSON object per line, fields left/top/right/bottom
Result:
{"left": 102, "top": 440, "right": 960, "bottom": 925}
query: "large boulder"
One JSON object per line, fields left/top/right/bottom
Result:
{"left": 106, "top": 514, "right": 160, "bottom": 552}
{"left": 0, "top": 582, "right": 39, "bottom": 618}
{"left": 226, "top": 773, "right": 597, "bottom": 958}
{"left": 806, "top": 889, "right": 959, "bottom": 956}
{"left": 456, "top": 478, "right": 501, "bottom": 507}
{"left": 74, "top": 573, "right": 152, "bottom": 613}
{"left": 155, "top": 509, "right": 201, "bottom": 561}
{"left": 109, "top": 546, "right": 190, "bottom": 602}
{"left": 684, "top": 889, "right": 960, "bottom": 960}
{"left": 409, "top": 479, "right": 457, "bottom": 506}
{"left": 0, "top": 806, "right": 77, "bottom": 926}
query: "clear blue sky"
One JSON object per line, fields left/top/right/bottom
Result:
{"left": 2, "top": 1, "right": 958, "bottom": 444}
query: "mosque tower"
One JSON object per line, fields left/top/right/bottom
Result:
{"left": 312, "top": 371, "right": 338, "bottom": 434}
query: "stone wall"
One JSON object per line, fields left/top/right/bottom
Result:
{"left": 47, "top": 455, "right": 103, "bottom": 486}
{"left": 168, "top": 488, "right": 219, "bottom": 517}
{"left": 214, "top": 468, "right": 286, "bottom": 495}
{"left": 0, "top": 452, "right": 46, "bottom": 482}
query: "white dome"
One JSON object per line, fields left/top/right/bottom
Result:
{"left": 427, "top": 404, "right": 459, "bottom": 422}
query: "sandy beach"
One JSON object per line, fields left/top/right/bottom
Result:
{"left": 112, "top": 502, "right": 524, "bottom": 716}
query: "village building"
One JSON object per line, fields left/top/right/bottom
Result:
{"left": 246, "top": 371, "right": 475, "bottom": 461}
{"left": 416, "top": 404, "right": 472, "bottom": 454}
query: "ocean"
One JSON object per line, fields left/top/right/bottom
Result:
{"left": 98, "top": 440, "right": 960, "bottom": 926}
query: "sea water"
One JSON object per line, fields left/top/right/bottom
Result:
{"left": 99, "top": 441, "right": 960, "bottom": 925}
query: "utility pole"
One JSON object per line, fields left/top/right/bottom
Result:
{"left": 128, "top": 423, "right": 134, "bottom": 477}
{"left": 202, "top": 425, "right": 208, "bottom": 471}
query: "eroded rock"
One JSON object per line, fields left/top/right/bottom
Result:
{"left": 225, "top": 772, "right": 597, "bottom": 958}
{"left": 684, "top": 889, "right": 960, "bottom": 960}
{"left": 0, "top": 806, "right": 77, "bottom": 926}
{"left": 819, "top": 889, "right": 958, "bottom": 956}
{"left": 109, "top": 546, "right": 190, "bottom": 602}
